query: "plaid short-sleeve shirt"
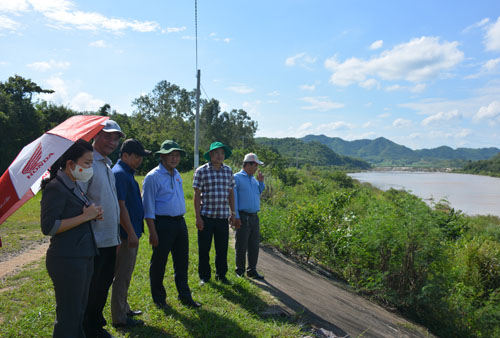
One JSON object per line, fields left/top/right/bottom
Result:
{"left": 192, "top": 162, "right": 235, "bottom": 218}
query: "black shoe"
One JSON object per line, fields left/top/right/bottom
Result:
{"left": 247, "top": 271, "right": 265, "bottom": 280}
{"left": 154, "top": 301, "right": 170, "bottom": 310}
{"left": 127, "top": 309, "right": 142, "bottom": 317}
{"left": 113, "top": 317, "right": 144, "bottom": 328}
{"left": 235, "top": 271, "right": 245, "bottom": 278}
{"left": 178, "top": 297, "right": 202, "bottom": 308}
{"left": 96, "top": 328, "right": 117, "bottom": 338}
{"left": 215, "top": 275, "right": 231, "bottom": 285}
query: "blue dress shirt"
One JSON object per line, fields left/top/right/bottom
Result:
{"left": 142, "top": 163, "right": 186, "bottom": 219}
{"left": 234, "top": 169, "right": 265, "bottom": 219}
{"left": 112, "top": 159, "right": 144, "bottom": 239}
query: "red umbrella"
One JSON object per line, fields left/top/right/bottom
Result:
{"left": 0, "top": 115, "right": 110, "bottom": 246}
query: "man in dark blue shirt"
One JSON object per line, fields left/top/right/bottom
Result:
{"left": 111, "top": 139, "right": 151, "bottom": 328}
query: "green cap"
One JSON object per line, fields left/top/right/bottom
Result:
{"left": 203, "top": 141, "right": 232, "bottom": 161}
{"left": 155, "top": 140, "right": 186, "bottom": 156}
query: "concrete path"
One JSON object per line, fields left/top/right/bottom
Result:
{"left": 255, "top": 246, "right": 433, "bottom": 338}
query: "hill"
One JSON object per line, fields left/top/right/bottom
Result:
{"left": 459, "top": 153, "right": 500, "bottom": 177}
{"left": 301, "top": 134, "right": 500, "bottom": 167}
{"left": 255, "top": 137, "right": 371, "bottom": 169}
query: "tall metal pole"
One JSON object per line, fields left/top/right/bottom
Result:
{"left": 194, "top": 69, "right": 201, "bottom": 169}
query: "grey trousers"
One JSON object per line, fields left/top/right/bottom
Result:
{"left": 111, "top": 238, "right": 139, "bottom": 324}
{"left": 46, "top": 255, "right": 94, "bottom": 338}
{"left": 235, "top": 212, "right": 260, "bottom": 275}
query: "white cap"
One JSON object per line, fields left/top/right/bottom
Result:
{"left": 102, "top": 119, "right": 125, "bottom": 138}
{"left": 243, "top": 153, "right": 264, "bottom": 165}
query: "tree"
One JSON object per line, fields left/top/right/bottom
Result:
{"left": 0, "top": 75, "right": 54, "bottom": 173}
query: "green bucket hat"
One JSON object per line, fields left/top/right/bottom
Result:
{"left": 203, "top": 141, "right": 232, "bottom": 161}
{"left": 155, "top": 140, "right": 186, "bottom": 156}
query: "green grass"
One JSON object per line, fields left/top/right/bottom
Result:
{"left": 0, "top": 172, "right": 305, "bottom": 337}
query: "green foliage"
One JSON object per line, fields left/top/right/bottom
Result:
{"left": 459, "top": 153, "right": 500, "bottom": 177}
{"left": 260, "top": 168, "right": 500, "bottom": 337}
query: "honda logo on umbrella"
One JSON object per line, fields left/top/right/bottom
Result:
{"left": 21, "top": 143, "right": 55, "bottom": 179}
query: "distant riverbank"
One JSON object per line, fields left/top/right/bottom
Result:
{"left": 348, "top": 171, "right": 500, "bottom": 217}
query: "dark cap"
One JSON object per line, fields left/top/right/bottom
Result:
{"left": 120, "top": 139, "right": 151, "bottom": 157}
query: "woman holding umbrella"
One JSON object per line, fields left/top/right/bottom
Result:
{"left": 40, "top": 139, "right": 103, "bottom": 338}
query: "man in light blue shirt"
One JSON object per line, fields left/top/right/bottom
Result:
{"left": 142, "top": 140, "right": 201, "bottom": 308}
{"left": 234, "top": 153, "right": 265, "bottom": 279}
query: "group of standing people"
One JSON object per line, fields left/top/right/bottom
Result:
{"left": 40, "top": 119, "right": 266, "bottom": 338}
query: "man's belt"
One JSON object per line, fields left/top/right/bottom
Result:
{"left": 239, "top": 210, "right": 258, "bottom": 216}
{"left": 156, "top": 215, "right": 184, "bottom": 221}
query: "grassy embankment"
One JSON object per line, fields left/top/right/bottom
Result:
{"left": 259, "top": 167, "right": 500, "bottom": 338}
{"left": 0, "top": 172, "right": 305, "bottom": 338}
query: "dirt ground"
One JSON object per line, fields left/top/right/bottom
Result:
{"left": 0, "top": 242, "right": 49, "bottom": 280}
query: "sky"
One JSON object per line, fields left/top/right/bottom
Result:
{"left": 1, "top": 0, "right": 500, "bottom": 150}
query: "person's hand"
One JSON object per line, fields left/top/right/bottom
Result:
{"left": 83, "top": 204, "right": 103, "bottom": 221}
{"left": 149, "top": 228, "right": 159, "bottom": 247}
{"left": 257, "top": 171, "right": 264, "bottom": 182}
{"left": 196, "top": 216, "right": 204, "bottom": 231}
{"left": 128, "top": 232, "right": 139, "bottom": 248}
{"left": 233, "top": 218, "right": 241, "bottom": 229}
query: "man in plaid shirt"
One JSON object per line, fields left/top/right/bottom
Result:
{"left": 193, "top": 142, "right": 239, "bottom": 285}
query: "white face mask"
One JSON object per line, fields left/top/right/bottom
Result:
{"left": 70, "top": 164, "right": 93, "bottom": 182}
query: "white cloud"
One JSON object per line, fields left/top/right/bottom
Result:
{"left": 325, "top": 36, "right": 464, "bottom": 87}
{"left": 317, "top": 121, "right": 354, "bottom": 131}
{"left": 297, "top": 122, "right": 313, "bottom": 132}
{"left": 209, "top": 32, "right": 231, "bottom": 43}
{"left": 463, "top": 18, "right": 490, "bottom": 32}
{"left": 89, "top": 40, "right": 107, "bottom": 48}
{"left": 410, "top": 83, "right": 427, "bottom": 93}
{"left": 163, "top": 26, "right": 186, "bottom": 33}
{"left": 392, "top": 118, "right": 412, "bottom": 127}
{"left": 285, "top": 52, "right": 317, "bottom": 68}
{"left": 369, "top": 40, "right": 383, "bottom": 50}
{"left": 473, "top": 100, "right": 500, "bottom": 124}
{"left": 421, "top": 110, "right": 461, "bottom": 126}
{"left": 0, "top": 15, "right": 20, "bottom": 31}
{"left": 300, "top": 84, "right": 315, "bottom": 91}
{"left": 0, "top": 0, "right": 29, "bottom": 12}
{"left": 40, "top": 75, "right": 69, "bottom": 102}
{"left": 20, "top": 0, "right": 160, "bottom": 33}
{"left": 299, "top": 96, "right": 344, "bottom": 112}
{"left": 359, "top": 78, "right": 379, "bottom": 89}
{"left": 378, "top": 113, "right": 390, "bottom": 118}
{"left": 227, "top": 85, "right": 254, "bottom": 94}
{"left": 219, "top": 101, "right": 230, "bottom": 112}
{"left": 27, "top": 59, "right": 70, "bottom": 72}
{"left": 71, "top": 92, "right": 105, "bottom": 111}
{"left": 362, "top": 121, "right": 374, "bottom": 128}
{"left": 267, "top": 90, "right": 280, "bottom": 96}
{"left": 385, "top": 84, "right": 401, "bottom": 91}
{"left": 242, "top": 100, "right": 261, "bottom": 117}
{"left": 483, "top": 58, "right": 500, "bottom": 72}
{"left": 485, "top": 16, "right": 500, "bottom": 51}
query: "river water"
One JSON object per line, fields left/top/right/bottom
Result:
{"left": 347, "top": 171, "right": 500, "bottom": 217}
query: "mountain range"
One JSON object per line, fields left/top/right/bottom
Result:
{"left": 301, "top": 135, "right": 500, "bottom": 167}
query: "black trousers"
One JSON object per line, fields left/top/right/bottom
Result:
{"left": 235, "top": 212, "right": 260, "bottom": 275}
{"left": 84, "top": 245, "right": 117, "bottom": 337}
{"left": 46, "top": 255, "right": 94, "bottom": 338}
{"left": 150, "top": 216, "right": 192, "bottom": 303}
{"left": 198, "top": 216, "right": 229, "bottom": 281}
